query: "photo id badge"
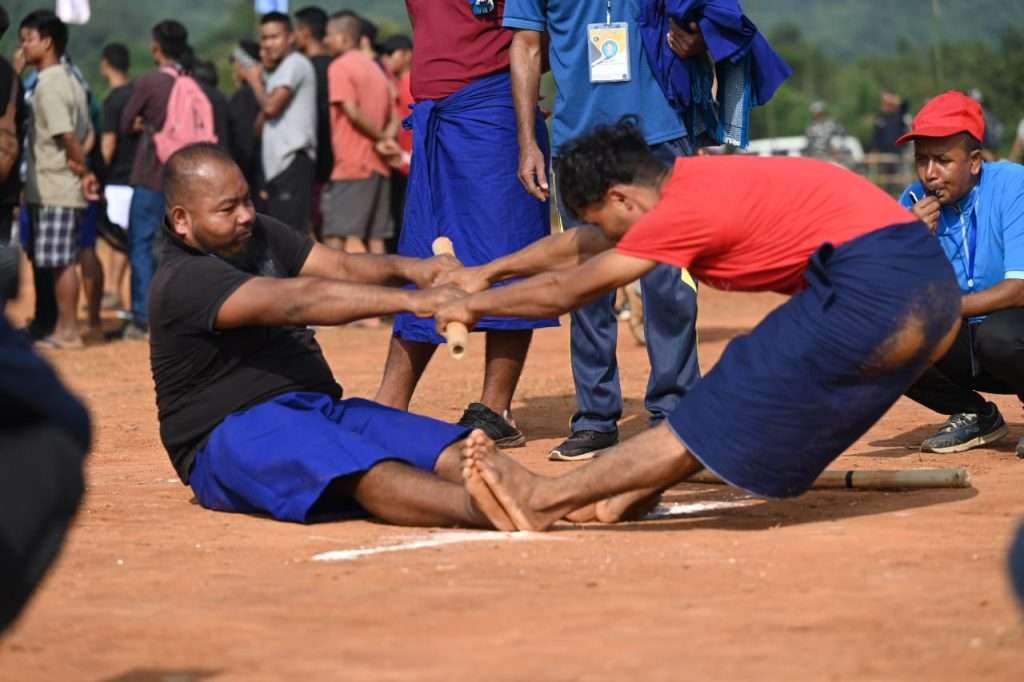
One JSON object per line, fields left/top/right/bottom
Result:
{"left": 588, "top": 23, "right": 631, "bottom": 83}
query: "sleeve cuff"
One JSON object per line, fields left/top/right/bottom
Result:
{"left": 503, "top": 16, "right": 546, "bottom": 32}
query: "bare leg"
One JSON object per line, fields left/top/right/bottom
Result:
{"left": 78, "top": 247, "right": 104, "bottom": 335}
{"left": 52, "top": 265, "right": 82, "bottom": 346}
{"left": 344, "top": 236, "right": 368, "bottom": 254}
{"left": 321, "top": 460, "right": 499, "bottom": 528}
{"left": 463, "top": 424, "right": 702, "bottom": 531}
{"left": 480, "top": 329, "right": 533, "bottom": 414}
{"left": 324, "top": 236, "right": 344, "bottom": 251}
{"left": 375, "top": 337, "right": 438, "bottom": 410}
{"left": 368, "top": 238, "right": 386, "bottom": 254}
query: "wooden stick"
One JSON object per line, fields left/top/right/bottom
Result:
{"left": 431, "top": 237, "right": 469, "bottom": 360}
{"left": 688, "top": 467, "right": 972, "bottom": 490}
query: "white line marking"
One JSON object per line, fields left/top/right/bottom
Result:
{"left": 644, "top": 499, "right": 758, "bottom": 520}
{"left": 312, "top": 530, "right": 553, "bottom": 562}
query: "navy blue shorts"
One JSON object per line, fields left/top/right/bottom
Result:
{"left": 667, "top": 222, "right": 960, "bottom": 498}
{"left": 190, "top": 393, "right": 469, "bottom": 523}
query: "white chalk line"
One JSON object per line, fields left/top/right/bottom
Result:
{"left": 643, "top": 499, "right": 758, "bottom": 520}
{"left": 311, "top": 530, "right": 554, "bottom": 562}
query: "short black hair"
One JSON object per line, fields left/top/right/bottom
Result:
{"left": 164, "top": 143, "right": 238, "bottom": 208}
{"left": 261, "top": 11, "right": 292, "bottom": 31}
{"left": 378, "top": 34, "right": 412, "bottom": 55}
{"left": 555, "top": 117, "right": 669, "bottom": 219}
{"left": 331, "top": 10, "right": 368, "bottom": 40}
{"left": 294, "top": 6, "right": 327, "bottom": 41}
{"left": 0, "top": 6, "right": 10, "bottom": 40}
{"left": 152, "top": 20, "right": 188, "bottom": 61}
{"left": 328, "top": 11, "right": 363, "bottom": 42}
{"left": 20, "top": 10, "right": 68, "bottom": 56}
{"left": 101, "top": 43, "right": 130, "bottom": 74}
{"left": 960, "top": 131, "right": 983, "bottom": 153}
{"left": 192, "top": 60, "right": 218, "bottom": 88}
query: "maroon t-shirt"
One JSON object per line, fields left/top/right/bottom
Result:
{"left": 406, "top": 0, "right": 512, "bottom": 102}
{"left": 120, "top": 69, "right": 174, "bottom": 191}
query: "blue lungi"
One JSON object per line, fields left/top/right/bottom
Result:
{"left": 667, "top": 222, "right": 961, "bottom": 498}
{"left": 189, "top": 393, "right": 469, "bottom": 523}
{"left": 392, "top": 70, "right": 559, "bottom": 344}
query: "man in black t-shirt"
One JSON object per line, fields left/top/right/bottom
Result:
{"left": 294, "top": 6, "right": 334, "bottom": 239}
{"left": 99, "top": 43, "right": 135, "bottom": 308}
{"left": 150, "top": 143, "right": 514, "bottom": 528}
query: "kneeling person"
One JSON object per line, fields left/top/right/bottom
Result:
{"left": 436, "top": 120, "right": 962, "bottom": 531}
{"left": 150, "top": 143, "right": 505, "bottom": 528}
{"left": 898, "top": 91, "right": 1024, "bottom": 455}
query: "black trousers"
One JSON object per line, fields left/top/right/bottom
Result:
{"left": 0, "top": 423, "right": 86, "bottom": 632}
{"left": 906, "top": 308, "right": 1024, "bottom": 414}
{"left": 264, "top": 151, "right": 314, "bottom": 235}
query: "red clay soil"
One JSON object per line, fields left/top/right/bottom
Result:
{"left": 3, "top": 283, "right": 1023, "bottom": 681}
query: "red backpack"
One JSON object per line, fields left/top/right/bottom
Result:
{"left": 153, "top": 66, "right": 217, "bottom": 163}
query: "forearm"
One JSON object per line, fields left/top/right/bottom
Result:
{"left": 466, "top": 271, "right": 602, "bottom": 320}
{"left": 253, "top": 277, "right": 421, "bottom": 327}
{"left": 480, "top": 226, "right": 614, "bottom": 282}
{"left": 961, "top": 280, "right": 1024, "bottom": 317}
{"left": 61, "top": 134, "right": 87, "bottom": 173}
{"left": 100, "top": 133, "right": 116, "bottom": 167}
{"left": 334, "top": 252, "right": 424, "bottom": 286}
{"left": 343, "top": 103, "right": 385, "bottom": 141}
{"left": 510, "top": 32, "right": 542, "bottom": 147}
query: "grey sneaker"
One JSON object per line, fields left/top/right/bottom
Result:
{"left": 921, "top": 402, "right": 1008, "bottom": 453}
{"left": 1016, "top": 436, "right": 1024, "bottom": 459}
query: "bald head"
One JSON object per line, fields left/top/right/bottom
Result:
{"left": 163, "top": 143, "right": 256, "bottom": 256}
{"left": 163, "top": 143, "right": 238, "bottom": 210}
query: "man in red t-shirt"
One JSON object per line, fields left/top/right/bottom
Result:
{"left": 434, "top": 119, "right": 963, "bottom": 532}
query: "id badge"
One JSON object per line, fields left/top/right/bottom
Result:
{"left": 588, "top": 22, "right": 631, "bottom": 83}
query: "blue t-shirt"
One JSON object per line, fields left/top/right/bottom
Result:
{"left": 504, "top": 0, "right": 686, "bottom": 154}
{"left": 899, "top": 162, "right": 1024, "bottom": 309}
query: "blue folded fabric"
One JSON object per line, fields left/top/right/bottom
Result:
{"left": 638, "top": 0, "right": 791, "bottom": 148}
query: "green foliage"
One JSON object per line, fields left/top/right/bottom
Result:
{"left": 751, "top": 23, "right": 1024, "bottom": 154}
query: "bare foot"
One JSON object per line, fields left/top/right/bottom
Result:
{"left": 594, "top": 488, "right": 664, "bottom": 523}
{"left": 466, "top": 430, "right": 568, "bottom": 532}
{"left": 460, "top": 434, "right": 516, "bottom": 532}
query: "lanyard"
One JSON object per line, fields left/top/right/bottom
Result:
{"left": 957, "top": 197, "right": 979, "bottom": 289}
{"left": 606, "top": 0, "right": 613, "bottom": 24}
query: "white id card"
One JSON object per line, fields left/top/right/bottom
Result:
{"left": 588, "top": 22, "right": 631, "bottom": 83}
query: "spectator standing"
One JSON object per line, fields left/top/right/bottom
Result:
{"left": 98, "top": 42, "right": 134, "bottom": 315}
{"left": 227, "top": 40, "right": 262, "bottom": 192}
{"left": 119, "top": 19, "right": 194, "bottom": 337}
{"left": 0, "top": 6, "right": 26, "bottom": 318}
{"left": 19, "top": 10, "right": 96, "bottom": 349}
{"left": 374, "top": 1, "right": 557, "bottom": 444}
{"left": 322, "top": 13, "right": 395, "bottom": 255}
{"left": 244, "top": 12, "right": 317, "bottom": 234}
{"left": 377, "top": 33, "right": 413, "bottom": 252}
{"left": 294, "top": 6, "right": 334, "bottom": 239}
{"left": 870, "top": 92, "right": 907, "bottom": 154}
{"left": 190, "top": 57, "right": 231, "bottom": 151}
{"left": 502, "top": 0, "right": 702, "bottom": 460}
{"left": 804, "top": 100, "right": 846, "bottom": 161}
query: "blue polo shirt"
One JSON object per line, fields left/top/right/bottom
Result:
{"left": 504, "top": 0, "right": 686, "bottom": 154}
{"left": 900, "top": 162, "right": 1024, "bottom": 311}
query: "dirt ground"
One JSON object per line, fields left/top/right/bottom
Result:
{"left": 3, "top": 279, "right": 1024, "bottom": 681}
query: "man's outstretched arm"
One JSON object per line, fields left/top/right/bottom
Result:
{"left": 299, "top": 242, "right": 460, "bottom": 289}
{"left": 216, "top": 276, "right": 465, "bottom": 329}
{"left": 436, "top": 251, "right": 658, "bottom": 331}
{"left": 437, "top": 226, "right": 617, "bottom": 293}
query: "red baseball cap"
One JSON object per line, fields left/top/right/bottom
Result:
{"left": 896, "top": 91, "right": 986, "bottom": 145}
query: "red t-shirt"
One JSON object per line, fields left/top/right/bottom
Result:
{"left": 406, "top": 0, "right": 512, "bottom": 102}
{"left": 616, "top": 156, "right": 916, "bottom": 294}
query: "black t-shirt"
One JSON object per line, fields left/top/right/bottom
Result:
{"left": 0, "top": 57, "right": 27, "bottom": 206}
{"left": 102, "top": 84, "right": 138, "bottom": 186}
{"left": 149, "top": 214, "right": 342, "bottom": 483}
{"left": 310, "top": 54, "right": 334, "bottom": 184}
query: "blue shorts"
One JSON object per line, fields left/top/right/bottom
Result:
{"left": 189, "top": 393, "right": 469, "bottom": 523}
{"left": 667, "top": 222, "right": 961, "bottom": 498}
{"left": 79, "top": 201, "right": 99, "bottom": 249}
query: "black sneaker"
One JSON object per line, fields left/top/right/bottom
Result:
{"left": 549, "top": 429, "right": 619, "bottom": 462}
{"left": 921, "top": 402, "right": 1008, "bottom": 453}
{"left": 1016, "top": 436, "right": 1024, "bottom": 460}
{"left": 458, "top": 402, "right": 525, "bottom": 448}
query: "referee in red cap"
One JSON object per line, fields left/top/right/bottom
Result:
{"left": 898, "top": 91, "right": 1024, "bottom": 456}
